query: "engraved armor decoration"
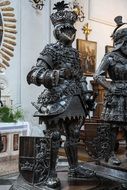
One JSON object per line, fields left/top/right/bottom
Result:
{"left": 26, "top": 1, "right": 95, "bottom": 189}
{"left": 94, "top": 16, "right": 127, "bottom": 166}
{"left": 19, "top": 137, "right": 50, "bottom": 184}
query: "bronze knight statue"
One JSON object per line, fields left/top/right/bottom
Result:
{"left": 26, "top": 1, "right": 95, "bottom": 189}
{"left": 94, "top": 16, "right": 127, "bottom": 166}
{"left": 9, "top": 4, "right": 127, "bottom": 190}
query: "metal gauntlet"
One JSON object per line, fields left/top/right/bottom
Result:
{"left": 27, "top": 67, "right": 60, "bottom": 88}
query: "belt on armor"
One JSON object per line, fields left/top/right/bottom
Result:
{"left": 112, "top": 80, "right": 127, "bottom": 83}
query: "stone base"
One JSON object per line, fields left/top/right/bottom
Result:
{"left": 9, "top": 169, "right": 122, "bottom": 190}
{"left": 9, "top": 174, "right": 59, "bottom": 190}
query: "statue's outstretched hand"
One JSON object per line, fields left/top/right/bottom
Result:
{"left": 86, "top": 98, "right": 96, "bottom": 111}
{"left": 51, "top": 68, "right": 72, "bottom": 86}
{"left": 86, "top": 92, "right": 98, "bottom": 111}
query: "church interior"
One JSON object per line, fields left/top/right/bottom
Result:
{"left": 0, "top": 0, "right": 127, "bottom": 189}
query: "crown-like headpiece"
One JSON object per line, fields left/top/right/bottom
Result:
{"left": 111, "top": 16, "right": 127, "bottom": 38}
{"left": 110, "top": 16, "right": 127, "bottom": 45}
{"left": 50, "top": 1, "right": 77, "bottom": 26}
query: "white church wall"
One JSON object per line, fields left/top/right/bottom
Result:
{"left": 20, "top": 0, "right": 51, "bottom": 128}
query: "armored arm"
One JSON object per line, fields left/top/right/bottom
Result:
{"left": 80, "top": 76, "right": 96, "bottom": 111}
{"left": 27, "top": 46, "right": 60, "bottom": 89}
{"left": 80, "top": 76, "right": 92, "bottom": 99}
{"left": 94, "top": 54, "right": 111, "bottom": 90}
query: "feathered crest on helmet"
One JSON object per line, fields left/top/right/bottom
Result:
{"left": 53, "top": 1, "right": 69, "bottom": 11}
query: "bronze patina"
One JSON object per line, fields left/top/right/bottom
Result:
{"left": 10, "top": 1, "right": 95, "bottom": 189}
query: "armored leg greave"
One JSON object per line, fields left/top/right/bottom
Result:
{"left": 63, "top": 118, "right": 81, "bottom": 169}
{"left": 44, "top": 122, "right": 61, "bottom": 188}
{"left": 64, "top": 140, "right": 78, "bottom": 169}
{"left": 108, "top": 126, "right": 121, "bottom": 165}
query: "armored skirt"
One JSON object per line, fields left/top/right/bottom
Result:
{"left": 33, "top": 82, "right": 86, "bottom": 125}
{"left": 102, "top": 81, "right": 127, "bottom": 124}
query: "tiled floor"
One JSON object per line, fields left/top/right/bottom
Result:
{"left": 0, "top": 159, "right": 18, "bottom": 190}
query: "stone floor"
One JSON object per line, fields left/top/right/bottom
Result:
{"left": 0, "top": 156, "right": 69, "bottom": 190}
{"left": 0, "top": 173, "right": 18, "bottom": 190}
{"left": 0, "top": 158, "right": 18, "bottom": 190}
{"left": 0, "top": 159, "right": 18, "bottom": 176}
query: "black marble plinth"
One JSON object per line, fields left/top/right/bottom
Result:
{"left": 9, "top": 167, "right": 123, "bottom": 190}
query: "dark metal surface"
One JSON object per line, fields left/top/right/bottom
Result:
{"left": 21, "top": 0, "right": 95, "bottom": 189}
{"left": 12, "top": 2, "right": 127, "bottom": 190}
{"left": 83, "top": 162, "right": 127, "bottom": 184}
{"left": 10, "top": 9, "right": 127, "bottom": 190}
{"left": 91, "top": 15, "right": 127, "bottom": 189}
{"left": 19, "top": 136, "right": 50, "bottom": 184}
{"left": 9, "top": 170, "right": 125, "bottom": 190}
{"left": 85, "top": 123, "right": 112, "bottom": 161}
{"left": 94, "top": 16, "right": 127, "bottom": 165}
{"left": 10, "top": 174, "right": 57, "bottom": 190}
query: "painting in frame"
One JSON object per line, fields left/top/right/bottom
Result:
{"left": 105, "top": 45, "right": 114, "bottom": 53}
{"left": 76, "top": 39, "right": 97, "bottom": 76}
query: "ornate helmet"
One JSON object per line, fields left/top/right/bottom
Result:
{"left": 111, "top": 16, "right": 127, "bottom": 50}
{"left": 50, "top": 1, "right": 78, "bottom": 27}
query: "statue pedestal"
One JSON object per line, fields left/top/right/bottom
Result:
{"left": 9, "top": 135, "right": 127, "bottom": 190}
{"left": 82, "top": 161, "right": 127, "bottom": 189}
{"left": 10, "top": 167, "right": 121, "bottom": 190}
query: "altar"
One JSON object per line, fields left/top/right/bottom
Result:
{"left": 0, "top": 121, "right": 30, "bottom": 135}
{"left": 0, "top": 121, "right": 30, "bottom": 161}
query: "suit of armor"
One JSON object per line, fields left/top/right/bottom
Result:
{"left": 27, "top": 2, "right": 94, "bottom": 188}
{"left": 94, "top": 16, "right": 127, "bottom": 165}
{"left": 95, "top": 51, "right": 127, "bottom": 123}
{"left": 27, "top": 43, "right": 89, "bottom": 121}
